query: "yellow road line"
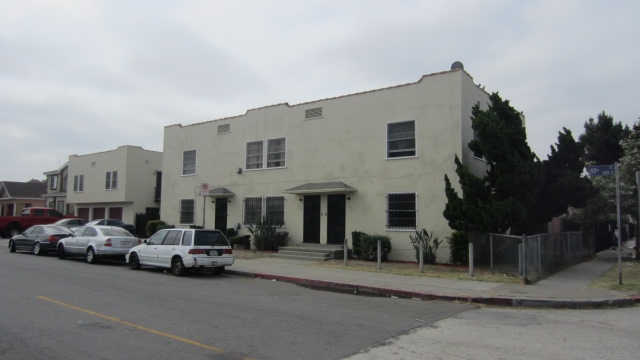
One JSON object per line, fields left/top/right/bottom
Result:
{"left": 37, "top": 296, "right": 254, "bottom": 360}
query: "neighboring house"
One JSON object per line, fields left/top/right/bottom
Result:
{"left": 43, "top": 163, "right": 71, "bottom": 215}
{"left": 0, "top": 180, "right": 47, "bottom": 216}
{"left": 161, "top": 64, "right": 490, "bottom": 262}
{"left": 66, "top": 145, "right": 163, "bottom": 229}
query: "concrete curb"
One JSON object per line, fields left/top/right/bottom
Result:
{"left": 226, "top": 269, "right": 639, "bottom": 309}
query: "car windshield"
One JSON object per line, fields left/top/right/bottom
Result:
{"left": 194, "top": 231, "right": 230, "bottom": 246}
{"left": 100, "top": 227, "right": 133, "bottom": 237}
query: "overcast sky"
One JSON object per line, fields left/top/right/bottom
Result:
{"left": 1, "top": 0, "right": 638, "bottom": 182}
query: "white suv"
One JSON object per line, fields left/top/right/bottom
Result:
{"left": 126, "top": 228, "right": 234, "bottom": 276}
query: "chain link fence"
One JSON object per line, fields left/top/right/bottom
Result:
{"left": 481, "top": 232, "right": 594, "bottom": 282}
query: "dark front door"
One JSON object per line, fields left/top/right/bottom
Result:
{"left": 303, "top": 195, "right": 321, "bottom": 243}
{"left": 327, "top": 194, "right": 346, "bottom": 244}
{"left": 215, "top": 198, "right": 228, "bottom": 231}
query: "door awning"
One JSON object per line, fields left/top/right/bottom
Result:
{"left": 205, "top": 187, "right": 236, "bottom": 198}
{"left": 283, "top": 181, "right": 357, "bottom": 195}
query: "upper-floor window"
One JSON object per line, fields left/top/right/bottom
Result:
{"left": 386, "top": 192, "right": 417, "bottom": 230}
{"left": 387, "top": 120, "right": 416, "bottom": 158}
{"left": 74, "top": 175, "right": 84, "bottom": 192}
{"left": 105, "top": 171, "right": 118, "bottom": 190}
{"left": 246, "top": 141, "right": 263, "bottom": 170}
{"left": 246, "top": 138, "right": 286, "bottom": 170}
{"left": 267, "top": 138, "right": 286, "bottom": 168}
{"left": 183, "top": 150, "right": 196, "bottom": 175}
{"left": 49, "top": 175, "right": 58, "bottom": 190}
{"left": 180, "top": 199, "right": 195, "bottom": 224}
{"left": 472, "top": 129, "right": 484, "bottom": 159}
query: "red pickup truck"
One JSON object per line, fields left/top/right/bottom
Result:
{"left": 0, "top": 207, "right": 76, "bottom": 237}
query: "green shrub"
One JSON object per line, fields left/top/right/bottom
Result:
{"left": 447, "top": 231, "right": 468, "bottom": 265}
{"left": 228, "top": 235, "right": 251, "bottom": 250}
{"left": 146, "top": 220, "right": 166, "bottom": 237}
{"left": 351, "top": 231, "right": 367, "bottom": 259}
{"left": 355, "top": 233, "right": 392, "bottom": 261}
{"left": 247, "top": 217, "right": 287, "bottom": 251}
{"left": 409, "top": 228, "right": 441, "bottom": 264}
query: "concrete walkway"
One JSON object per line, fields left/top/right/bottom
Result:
{"left": 227, "top": 241, "right": 640, "bottom": 308}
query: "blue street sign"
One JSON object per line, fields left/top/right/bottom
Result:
{"left": 586, "top": 164, "right": 616, "bottom": 177}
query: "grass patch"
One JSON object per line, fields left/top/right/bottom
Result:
{"left": 314, "top": 259, "right": 522, "bottom": 284}
{"left": 590, "top": 258, "right": 640, "bottom": 293}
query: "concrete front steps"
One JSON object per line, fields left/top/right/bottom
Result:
{"left": 270, "top": 244, "right": 350, "bottom": 261}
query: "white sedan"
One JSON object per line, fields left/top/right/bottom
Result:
{"left": 57, "top": 225, "right": 138, "bottom": 263}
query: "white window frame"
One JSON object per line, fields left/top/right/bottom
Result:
{"left": 74, "top": 175, "right": 84, "bottom": 192}
{"left": 267, "top": 138, "right": 286, "bottom": 168}
{"left": 49, "top": 175, "right": 58, "bottom": 190}
{"left": 386, "top": 192, "right": 417, "bottom": 230}
{"left": 105, "top": 171, "right": 118, "bottom": 190}
{"left": 182, "top": 150, "right": 196, "bottom": 176}
{"left": 180, "top": 199, "right": 195, "bottom": 224}
{"left": 246, "top": 141, "right": 264, "bottom": 170}
{"left": 387, "top": 120, "right": 416, "bottom": 159}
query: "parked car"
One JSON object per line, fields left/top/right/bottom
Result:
{"left": 52, "top": 218, "right": 88, "bottom": 231}
{"left": 8, "top": 225, "right": 73, "bottom": 255}
{"left": 126, "top": 228, "right": 234, "bottom": 276}
{"left": 57, "top": 225, "right": 138, "bottom": 264}
{"left": 86, "top": 219, "right": 135, "bottom": 235}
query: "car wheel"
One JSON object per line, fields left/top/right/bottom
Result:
{"left": 8, "top": 225, "right": 20, "bottom": 238}
{"left": 212, "top": 266, "right": 225, "bottom": 275}
{"left": 129, "top": 253, "right": 141, "bottom": 270}
{"left": 57, "top": 244, "right": 66, "bottom": 259}
{"left": 33, "top": 242, "right": 43, "bottom": 256}
{"left": 171, "top": 257, "right": 186, "bottom": 276}
{"left": 9, "top": 240, "right": 16, "bottom": 253}
{"left": 86, "top": 248, "right": 97, "bottom": 264}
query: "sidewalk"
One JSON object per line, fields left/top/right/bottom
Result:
{"left": 227, "top": 241, "right": 640, "bottom": 309}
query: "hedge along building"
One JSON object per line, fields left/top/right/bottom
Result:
{"left": 161, "top": 63, "right": 490, "bottom": 262}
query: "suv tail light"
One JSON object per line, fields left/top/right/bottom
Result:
{"left": 188, "top": 249, "right": 207, "bottom": 255}
{"left": 104, "top": 239, "right": 112, "bottom": 247}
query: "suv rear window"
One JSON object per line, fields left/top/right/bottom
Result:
{"left": 193, "top": 231, "right": 230, "bottom": 247}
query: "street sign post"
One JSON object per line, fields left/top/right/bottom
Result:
{"left": 586, "top": 164, "right": 615, "bottom": 176}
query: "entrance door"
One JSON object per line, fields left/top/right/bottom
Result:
{"left": 303, "top": 195, "right": 321, "bottom": 243}
{"left": 214, "top": 198, "right": 228, "bottom": 231}
{"left": 327, "top": 194, "right": 346, "bottom": 244}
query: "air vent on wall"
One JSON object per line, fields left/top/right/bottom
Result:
{"left": 218, "top": 124, "right": 230, "bottom": 134}
{"left": 305, "top": 107, "right": 323, "bottom": 119}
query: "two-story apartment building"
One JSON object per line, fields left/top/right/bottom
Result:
{"left": 160, "top": 65, "right": 490, "bottom": 262}
{"left": 43, "top": 163, "right": 71, "bottom": 214}
{"left": 66, "top": 145, "right": 163, "bottom": 231}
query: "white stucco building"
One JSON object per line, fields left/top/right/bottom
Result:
{"left": 67, "top": 145, "right": 163, "bottom": 231}
{"left": 161, "top": 64, "right": 489, "bottom": 262}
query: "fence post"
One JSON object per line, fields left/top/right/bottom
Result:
{"left": 490, "top": 234, "right": 494, "bottom": 272}
{"left": 343, "top": 238, "right": 348, "bottom": 267}
{"left": 522, "top": 235, "right": 528, "bottom": 283}
{"left": 377, "top": 238, "right": 381, "bottom": 271}
{"left": 468, "top": 242, "right": 474, "bottom": 277}
{"left": 419, "top": 238, "right": 424, "bottom": 273}
{"left": 537, "top": 235, "right": 542, "bottom": 275}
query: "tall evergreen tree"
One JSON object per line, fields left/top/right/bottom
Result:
{"left": 579, "top": 112, "right": 631, "bottom": 165}
{"left": 444, "top": 92, "right": 544, "bottom": 235}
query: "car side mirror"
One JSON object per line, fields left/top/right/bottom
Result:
{"left": 143, "top": 239, "right": 148, "bottom": 244}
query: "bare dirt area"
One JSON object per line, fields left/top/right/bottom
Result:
{"left": 232, "top": 249, "right": 276, "bottom": 260}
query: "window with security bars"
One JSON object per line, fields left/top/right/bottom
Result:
{"left": 387, "top": 120, "right": 416, "bottom": 158}
{"left": 246, "top": 141, "right": 263, "bottom": 170}
{"left": 267, "top": 138, "right": 286, "bottom": 168}
{"left": 244, "top": 196, "right": 285, "bottom": 225}
{"left": 183, "top": 150, "right": 196, "bottom": 175}
{"left": 387, "top": 193, "right": 417, "bottom": 229}
{"left": 180, "top": 199, "right": 195, "bottom": 224}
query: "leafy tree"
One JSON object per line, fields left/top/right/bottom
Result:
{"left": 540, "top": 128, "right": 596, "bottom": 221}
{"left": 444, "top": 92, "right": 544, "bottom": 235}
{"left": 579, "top": 112, "right": 630, "bottom": 165}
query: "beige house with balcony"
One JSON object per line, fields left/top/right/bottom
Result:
{"left": 160, "top": 65, "right": 490, "bottom": 262}
{"left": 66, "top": 145, "right": 163, "bottom": 232}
